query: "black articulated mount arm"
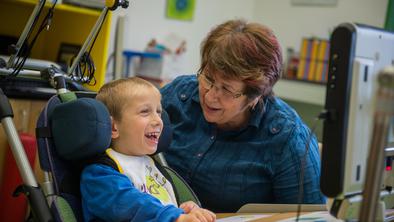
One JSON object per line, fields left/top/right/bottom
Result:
{"left": 41, "top": 66, "right": 67, "bottom": 91}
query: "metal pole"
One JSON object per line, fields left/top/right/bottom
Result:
{"left": 0, "top": 89, "right": 53, "bottom": 222}
{"left": 114, "top": 15, "right": 125, "bottom": 79}
{"left": 359, "top": 67, "right": 394, "bottom": 221}
{"left": 1, "top": 117, "right": 38, "bottom": 187}
{"left": 68, "top": 7, "right": 109, "bottom": 76}
{"left": 7, "top": 0, "right": 46, "bottom": 69}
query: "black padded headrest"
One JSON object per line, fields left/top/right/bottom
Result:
{"left": 50, "top": 98, "right": 112, "bottom": 160}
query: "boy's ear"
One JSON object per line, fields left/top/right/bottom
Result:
{"left": 111, "top": 116, "right": 119, "bottom": 139}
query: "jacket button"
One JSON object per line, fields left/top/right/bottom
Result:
{"left": 180, "top": 94, "right": 187, "bottom": 101}
{"left": 270, "top": 126, "right": 281, "bottom": 134}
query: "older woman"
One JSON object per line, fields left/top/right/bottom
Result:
{"left": 160, "top": 19, "right": 325, "bottom": 213}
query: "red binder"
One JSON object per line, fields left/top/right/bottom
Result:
{"left": 0, "top": 133, "right": 37, "bottom": 222}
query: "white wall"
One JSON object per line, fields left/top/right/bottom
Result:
{"left": 253, "top": 0, "right": 388, "bottom": 60}
{"left": 108, "top": 0, "right": 389, "bottom": 79}
{"left": 109, "top": 0, "right": 256, "bottom": 77}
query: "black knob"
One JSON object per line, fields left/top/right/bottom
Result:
{"left": 122, "top": 0, "right": 129, "bottom": 8}
{"left": 8, "top": 44, "right": 18, "bottom": 55}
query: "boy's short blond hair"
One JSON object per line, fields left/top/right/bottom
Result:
{"left": 96, "top": 77, "right": 159, "bottom": 121}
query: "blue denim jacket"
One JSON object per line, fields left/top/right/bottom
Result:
{"left": 160, "top": 75, "right": 325, "bottom": 212}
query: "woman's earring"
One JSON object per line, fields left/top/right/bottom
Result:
{"left": 251, "top": 103, "right": 257, "bottom": 111}
{"left": 250, "top": 96, "right": 261, "bottom": 111}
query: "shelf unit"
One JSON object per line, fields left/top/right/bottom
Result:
{"left": 0, "top": 0, "right": 112, "bottom": 91}
{"left": 274, "top": 79, "right": 327, "bottom": 106}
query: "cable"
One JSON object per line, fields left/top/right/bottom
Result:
{"left": 8, "top": 2, "right": 44, "bottom": 76}
{"left": 71, "top": 9, "right": 108, "bottom": 85}
{"left": 10, "top": 0, "right": 57, "bottom": 77}
{"left": 71, "top": 52, "right": 96, "bottom": 84}
{"left": 10, "top": 2, "right": 45, "bottom": 75}
{"left": 295, "top": 111, "right": 326, "bottom": 222}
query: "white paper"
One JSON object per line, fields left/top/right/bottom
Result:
{"left": 277, "top": 211, "right": 343, "bottom": 222}
{"left": 217, "top": 214, "right": 272, "bottom": 222}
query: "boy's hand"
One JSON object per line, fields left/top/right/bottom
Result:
{"left": 177, "top": 201, "right": 216, "bottom": 222}
{"left": 179, "top": 201, "right": 199, "bottom": 213}
{"left": 176, "top": 208, "right": 216, "bottom": 222}
{"left": 189, "top": 208, "right": 216, "bottom": 222}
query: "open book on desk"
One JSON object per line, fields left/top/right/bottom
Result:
{"left": 237, "top": 203, "right": 327, "bottom": 213}
{"left": 217, "top": 204, "right": 334, "bottom": 222}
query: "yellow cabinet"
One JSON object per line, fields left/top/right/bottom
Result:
{"left": 0, "top": 0, "right": 112, "bottom": 91}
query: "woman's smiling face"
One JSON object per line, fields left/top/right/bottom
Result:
{"left": 198, "top": 72, "right": 256, "bottom": 130}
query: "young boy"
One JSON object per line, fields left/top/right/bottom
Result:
{"left": 80, "top": 77, "right": 216, "bottom": 222}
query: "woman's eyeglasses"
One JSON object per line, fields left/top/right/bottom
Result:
{"left": 197, "top": 73, "right": 245, "bottom": 100}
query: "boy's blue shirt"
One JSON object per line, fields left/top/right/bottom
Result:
{"left": 160, "top": 75, "right": 326, "bottom": 212}
{"left": 80, "top": 164, "right": 184, "bottom": 222}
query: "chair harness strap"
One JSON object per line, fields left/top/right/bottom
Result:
{"left": 36, "top": 126, "right": 52, "bottom": 138}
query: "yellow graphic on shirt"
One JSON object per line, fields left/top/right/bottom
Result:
{"left": 145, "top": 174, "right": 170, "bottom": 203}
